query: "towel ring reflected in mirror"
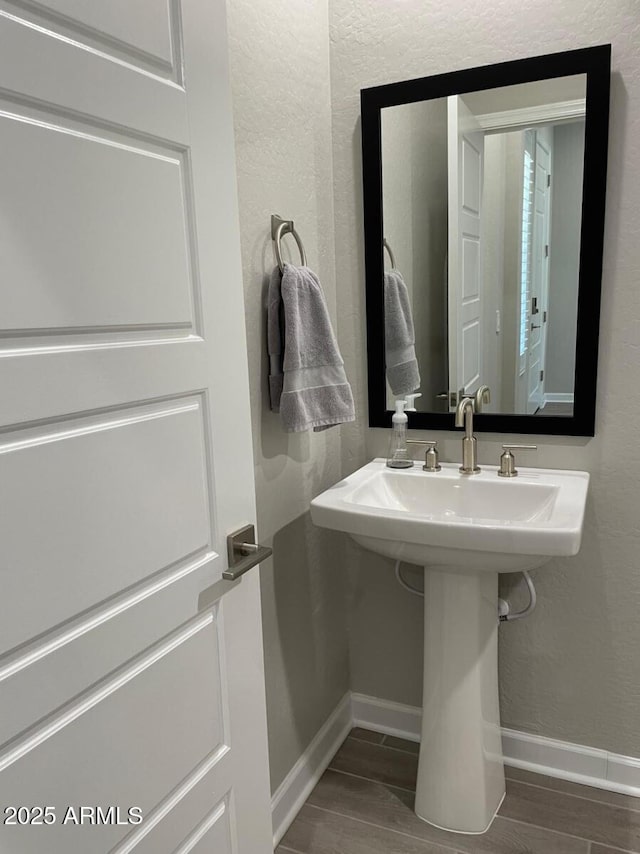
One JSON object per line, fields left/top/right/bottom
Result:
{"left": 271, "top": 214, "right": 307, "bottom": 273}
{"left": 383, "top": 238, "right": 396, "bottom": 269}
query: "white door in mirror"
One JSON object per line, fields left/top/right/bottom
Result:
{"left": 526, "top": 130, "right": 552, "bottom": 413}
{"left": 448, "top": 95, "right": 485, "bottom": 406}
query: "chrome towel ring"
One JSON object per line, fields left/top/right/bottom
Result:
{"left": 271, "top": 214, "right": 307, "bottom": 273}
{"left": 383, "top": 238, "right": 396, "bottom": 269}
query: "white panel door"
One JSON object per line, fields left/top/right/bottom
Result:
{"left": 448, "top": 95, "right": 485, "bottom": 406}
{"left": 0, "top": 2, "right": 272, "bottom": 853}
{"left": 527, "top": 131, "right": 552, "bottom": 413}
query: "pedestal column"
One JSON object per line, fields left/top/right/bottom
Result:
{"left": 414, "top": 566, "right": 505, "bottom": 834}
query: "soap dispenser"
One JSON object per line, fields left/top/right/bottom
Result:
{"left": 387, "top": 399, "right": 413, "bottom": 468}
{"left": 404, "top": 392, "right": 422, "bottom": 412}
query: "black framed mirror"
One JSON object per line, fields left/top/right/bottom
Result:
{"left": 362, "top": 45, "right": 611, "bottom": 436}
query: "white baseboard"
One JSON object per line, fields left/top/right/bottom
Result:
{"left": 270, "top": 691, "right": 352, "bottom": 847}
{"left": 351, "top": 692, "right": 421, "bottom": 741}
{"left": 272, "top": 691, "right": 640, "bottom": 843}
{"left": 352, "top": 693, "right": 640, "bottom": 798}
{"left": 543, "top": 392, "right": 574, "bottom": 404}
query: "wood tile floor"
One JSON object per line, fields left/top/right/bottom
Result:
{"left": 277, "top": 728, "right": 640, "bottom": 854}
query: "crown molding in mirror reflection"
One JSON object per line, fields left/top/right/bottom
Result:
{"left": 362, "top": 45, "right": 611, "bottom": 437}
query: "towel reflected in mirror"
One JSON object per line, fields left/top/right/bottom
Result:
{"left": 384, "top": 269, "right": 421, "bottom": 397}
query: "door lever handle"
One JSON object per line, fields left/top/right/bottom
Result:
{"left": 530, "top": 322, "right": 541, "bottom": 330}
{"left": 223, "top": 524, "right": 272, "bottom": 580}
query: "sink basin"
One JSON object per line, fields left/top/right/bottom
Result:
{"left": 311, "top": 458, "right": 589, "bottom": 835}
{"left": 311, "top": 459, "right": 588, "bottom": 571}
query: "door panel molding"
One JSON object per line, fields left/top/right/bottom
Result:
{"left": 0, "top": 611, "right": 220, "bottom": 775}
{"left": 0, "top": 109, "right": 200, "bottom": 334}
{"left": 114, "top": 751, "right": 231, "bottom": 854}
{"left": 0, "top": 550, "right": 217, "bottom": 746}
{"left": 1, "top": 0, "right": 183, "bottom": 79}
{"left": 0, "top": 396, "right": 213, "bottom": 653}
{"left": 0, "top": 10, "right": 188, "bottom": 140}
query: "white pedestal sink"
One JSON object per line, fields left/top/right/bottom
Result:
{"left": 310, "top": 459, "right": 589, "bottom": 834}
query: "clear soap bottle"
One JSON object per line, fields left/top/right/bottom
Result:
{"left": 386, "top": 399, "right": 413, "bottom": 468}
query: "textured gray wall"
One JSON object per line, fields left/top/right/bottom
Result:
{"left": 227, "top": 0, "right": 350, "bottom": 793}
{"left": 330, "top": 0, "right": 640, "bottom": 757}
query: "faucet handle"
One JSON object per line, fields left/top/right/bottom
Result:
{"left": 406, "top": 439, "right": 441, "bottom": 472}
{"left": 498, "top": 444, "right": 537, "bottom": 478}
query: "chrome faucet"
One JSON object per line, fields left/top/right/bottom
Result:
{"left": 455, "top": 397, "right": 481, "bottom": 475}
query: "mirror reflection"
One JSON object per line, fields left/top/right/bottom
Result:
{"left": 381, "top": 74, "right": 586, "bottom": 416}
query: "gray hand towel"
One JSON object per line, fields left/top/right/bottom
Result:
{"left": 270, "top": 263, "right": 355, "bottom": 432}
{"left": 267, "top": 266, "right": 284, "bottom": 412}
{"left": 384, "top": 269, "right": 421, "bottom": 396}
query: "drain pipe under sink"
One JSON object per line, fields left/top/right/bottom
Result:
{"left": 394, "top": 561, "right": 537, "bottom": 622}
